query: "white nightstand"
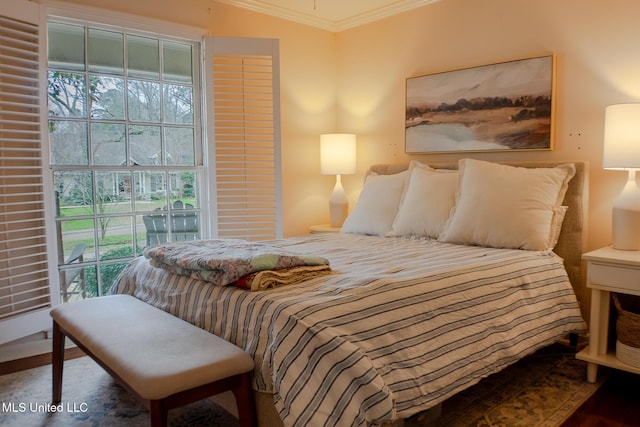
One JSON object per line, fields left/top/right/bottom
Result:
{"left": 577, "top": 246, "right": 640, "bottom": 382}
{"left": 309, "top": 224, "right": 341, "bottom": 234}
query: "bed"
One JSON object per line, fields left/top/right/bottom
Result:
{"left": 110, "top": 159, "right": 588, "bottom": 427}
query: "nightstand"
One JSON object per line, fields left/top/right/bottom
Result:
{"left": 309, "top": 224, "right": 341, "bottom": 234}
{"left": 577, "top": 246, "right": 640, "bottom": 382}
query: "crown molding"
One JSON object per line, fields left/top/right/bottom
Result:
{"left": 214, "top": 0, "right": 337, "bottom": 31}
{"left": 214, "top": 0, "right": 441, "bottom": 32}
{"left": 334, "top": 0, "right": 441, "bottom": 31}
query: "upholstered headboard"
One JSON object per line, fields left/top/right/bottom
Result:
{"left": 370, "top": 161, "right": 589, "bottom": 316}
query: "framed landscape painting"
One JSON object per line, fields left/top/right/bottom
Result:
{"left": 405, "top": 55, "right": 555, "bottom": 153}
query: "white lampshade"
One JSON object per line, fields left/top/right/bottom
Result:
{"left": 603, "top": 104, "right": 640, "bottom": 169}
{"left": 603, "top": 103, "right": 640, "bottom": 250}
{"left": 320, "top": 134, "right": 357, "bottom": 175}
{"left": 320, "top": 134, "right": 356, "bottom": 228}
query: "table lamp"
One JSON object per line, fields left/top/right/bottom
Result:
{"left": 603, "top": 103, "right": 640, "bottom": 250}
{"left": 320, "top": 134, "right": 356, "bottom": 227}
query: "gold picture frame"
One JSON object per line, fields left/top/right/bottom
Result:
{"left": 405, "top": 55, "right": 555, "bottom": 153}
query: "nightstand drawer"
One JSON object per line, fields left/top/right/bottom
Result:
{"left": 589, "top": 262, "right": 640, "bottom": 292}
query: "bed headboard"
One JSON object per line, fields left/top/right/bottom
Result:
{"left": 370, "top": 161, "right": 589, "bottom": 315}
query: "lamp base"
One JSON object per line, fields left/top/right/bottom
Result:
{"left": 612, "top": 169, "right": 640, "bottom": 250}
{"left": 612, "top": 207, "right": 640, "bottom": 250}
{"left": 328, "top": 175, "right": 348, "bottom": 228}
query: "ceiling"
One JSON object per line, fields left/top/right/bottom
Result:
{"left": 214, "top": 0, "right": 442, "bottom": 32}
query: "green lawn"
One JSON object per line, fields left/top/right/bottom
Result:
{"left": 59, "top": 199, "right": 196, "bottom": 232}
{"left": 59, "top": 198, "right": 197, "bottom": 258}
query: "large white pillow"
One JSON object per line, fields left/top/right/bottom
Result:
{"left": 439, "top": 159, "right": 575, "bottom": 251}
{"left": 389, "top": 162, "right": 458, "bottom": 238}
{"left": 341, "top": 170, "right": 408, "bottom": 236}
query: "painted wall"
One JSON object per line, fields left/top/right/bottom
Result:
{"left": 45, "top": 0, "right": 640, "bottom": 250}
{"left": 208, "top": 4, "right": 340, "bottom": 235}
{"left": 335, "top": 0, "right": 640, "bottom": 252}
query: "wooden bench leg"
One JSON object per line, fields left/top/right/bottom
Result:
{"left": 149, "top": 399, "right": 168, "bottom": 427}
{"left": 232, "top": 372, "right": 256, "bottom": 427}
{"left": 52, "top": 321, "right": 65, "bottom": 404}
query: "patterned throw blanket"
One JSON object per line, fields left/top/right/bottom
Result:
{"left": 144, "top": 239, "right": 331, "bottom": 290}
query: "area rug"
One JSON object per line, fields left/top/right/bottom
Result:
{"left": 0, "top": 343, "right": 602, "bottom": 426}
{"left": 409, "top": 343, "right": 605, "bottom": 427}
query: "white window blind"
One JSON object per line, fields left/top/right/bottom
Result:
{"left": 0, "top": 0, "right": 54, "bottom": 345}
{"left": 205, "top": 37, "right": 282, "bottom": 241}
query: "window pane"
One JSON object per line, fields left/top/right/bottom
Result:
{"left": 59, "top": 218, "right": 96, "bottom": 263}
{"left": 81, "top": 266, "right": 98, "bottom": 298}
{"left": 164, "top": 84, "right": 193, "bottom": 124}
{"left": 127, "top": 80, "right": 160, "bottom": 122}
{"left": 128, "top": 35, "right": 159, "bottom": 79}
{"left": 49, "top": 120, "right": 88, "bottom": 165}
{"left": 141, "top": 211, "right": 167, "bottom": 247}
{"left": 91, "top": 123, "right": 126, "bottom": 165}
{"left": 129, "top": 125, "right": 161, "bottom": 165}
{"left": 172, "top": 171, "right": 198, "bottom": 206}
{"left": 90, "top": 76, "right": 125, "bottom": 120}
{"left": 134, "top": 171, "right": 167, "bottom": 210}
{"left": 88, "top": 29, "right": 124, "bottom": 74}
{"left": 60, "top": 265, "right": 91, "bottom": 302}
{"left": 164, "top": 127, "right": 194, "bottom": 165}
{"left": 135, "top": 215, "right": 148, "bottom": 255}
{"left": 98, "top": 217, "right": 133, "bottom": 260}
{"left": 96, "top": 171, "right": 131, "bottom": 212}
{"left": 163, "top": 41, "right": 192, "bottom": 83}
{"left": 48, "top": 71, "right": 86, "bottom": 118}
{"left": 54, "top": 171, "right": 94, "bottom": 216}
{"left": 98, "top": 261, "right": 129, "bottom": 295}
{"left": 48, "top": 22, "right": 85, "bottom": 71}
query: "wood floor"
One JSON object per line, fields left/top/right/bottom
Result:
{"left": 0, "top": 347, "right": 85, "bottom": 376}
{"left": 561, "top": 369, "right": 640, "bottom": 427}
{"left": 2, "top": 350, "right": 639, "bottom": 425}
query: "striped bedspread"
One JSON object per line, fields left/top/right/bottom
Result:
{"left": 110, "top": 233, "right": 586, "bottom": 427}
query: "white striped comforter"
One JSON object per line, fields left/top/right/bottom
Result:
{"left": 110, "top": 233, "right": 586, "bottom": 427}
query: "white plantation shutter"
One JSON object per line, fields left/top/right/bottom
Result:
{"left": 0, "top": 0, "right": 56, "bottom": 345}
{"left": 205, "top": 37, "right": 282, "bottom": 241}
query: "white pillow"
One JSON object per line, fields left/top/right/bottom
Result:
{"left": 341, "top": 170, "right": 408, "bottom": 236}
{"left": 549, "top": 206, "right": 568, "bottom": 249}
{"left": 439, "top": 159, "right": 575, "bottom": 251}
{"left": 389, "top": 162, "right": 458, "bottom": 238}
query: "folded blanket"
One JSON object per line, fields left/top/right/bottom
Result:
{"left": 144, "top": 239, "right": 330, "bottom": 287}
{"left": 234, "top": 265, "right": 333, "bottom": 291}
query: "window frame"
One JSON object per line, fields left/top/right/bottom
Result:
{"left": 43, "top": 2, "right": 210, "bottom": 299}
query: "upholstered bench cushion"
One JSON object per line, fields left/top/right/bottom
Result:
{"left": 50, "top": 294, "right": 254, "bottom": 400}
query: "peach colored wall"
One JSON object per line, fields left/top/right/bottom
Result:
{"left": 336, "top": 0, "right": 640, "bottom": 251}
{"left": 208, "top": 4, "right": 340, "bottom": 237}
{"left": 45, "top": 0, "right": 639, "bottom": 247}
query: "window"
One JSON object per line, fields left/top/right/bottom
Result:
{"left": 0, "top": 1, "right": 282, "bottom": 344}
{"left": 48, "top": 20, "right": 203, "bottom": 300}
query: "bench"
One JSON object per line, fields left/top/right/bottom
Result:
{"left": 51, "top": 295, "right": 256, "bottom": 427}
